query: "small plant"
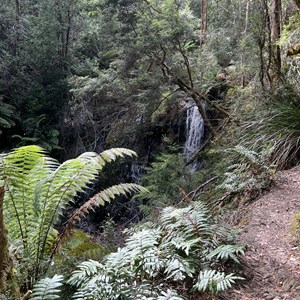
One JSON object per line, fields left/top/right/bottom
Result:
{"left": 244, "top": 86, "right": 300, "bottom": 169}
{"left": 30, "top": 275, "right": 64, "bottom": 300}
{"left": 135, "top": 148, "right": 203, "bottom": 219}
{"left": 291, "top": 210, "right": 300, "bottom": 240}
{"left": 217, "top": 145, "right": 275, "bottom": 203}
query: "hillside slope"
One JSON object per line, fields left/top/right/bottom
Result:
{"left": 225, "top": 165, "right": 300, "bottom": 300}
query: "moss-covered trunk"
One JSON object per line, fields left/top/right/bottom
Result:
{"left": 0, "top": 186, "right": 9, "bottom": 294}
{"left": 0, "top": 186, "right": 20, "bottom": 298}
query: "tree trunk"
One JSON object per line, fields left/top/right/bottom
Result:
{"left": 270, "top": 0, "right": 282, "bottom": 76}
{"left": 200, "top": 0, "right": 208, "bottom": 48}
{"left": 0, "top": 186, "right": 9, "bottom": 294}
{"left": 241, "top": 0, "right": 250, "bottom": 87}
{"left": 14, "top": 0, "right": 21, "bottom": 57}
{"left": 0, "top": 187, "right": 19, "bottom": 297}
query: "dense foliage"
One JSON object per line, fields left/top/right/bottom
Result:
{"left": 0, "top": 0, "right": 300, "bottom": 298}
{"left": 0, "top": 145, "right": 143, "bottom": 295}
{"left": 32, "top": 202, "right": 243, "bottom": 299}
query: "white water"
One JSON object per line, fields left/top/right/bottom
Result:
{"left": 183, "top": 98, "right": 204, "bottom": 162}
{"left": 129, "top": 163, "right": 142, "bottom": 183}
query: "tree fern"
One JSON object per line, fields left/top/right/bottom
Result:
{"left": 30, "top": 274, "right": 64, "bottom": 300}
{"left": 0, "top": 145, "right": 141, "bottom": 284}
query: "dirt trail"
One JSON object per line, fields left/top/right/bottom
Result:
{"left": 224, "top": 165, "right": 300, "bottom": 300}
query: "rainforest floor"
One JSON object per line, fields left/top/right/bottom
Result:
{"left": 223, "top": 164, "right": 300, "bottom": 300}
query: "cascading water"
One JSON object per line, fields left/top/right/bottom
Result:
{"left": 129, "top": 163, "right": 142, "bottom": 183}
{"left": 183, "top": 98, "right": 204, "bottom": 168}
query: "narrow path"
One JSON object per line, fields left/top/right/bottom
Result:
{"left": 224, "top": 165, "right": 300, "bottom": 300}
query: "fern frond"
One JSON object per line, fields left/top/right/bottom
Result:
{"left": 104, "top": 247, "right": 133, "bottom": 270}
{"left": 194, "top": 270, "right": 242, "bottom": 293}
{"left": 32, "top": 149, "right": 137, "bottom": 274}
{"left": 30, "top": 274, "right": 64, "bottom": 300}
{"left": 164, "top": 254, "right": 195, "bottom": 281}
{"left": 160, "top": 202, "right": 212, "bottom": 242}
{"left": 54, "top": 229, "right": 109, "bottom": 264}
{"left": 66, "top": 183, "right": 146, "bottom": 227}
{"left": 44, "top": 228, "right": 59, "bottom": 255}
{"left": 157, "top": 289, "right": 186, "bottom": 300}
{"left": 231, "top": 145, "right": 258, "bottom": 163}
{"left": 0, "top": 145, "right": 139, "bottom": 281}
{"left": 68, "top": 260, "right": 103, "bottom": 288}
{"left": 70, "top": 242, "right": 109, "bottom": 260}
{"left": 206, "top": 244, "right": 245, "bottom": 264}
{"left": 67, "top": 201, "right": 244, "bottom": 299}
{"left": 100, "top": 148, "right": 137, "bottom": 162}
{"left": 105, "top": 227, "right": 164, "bottom": 277}
{"left": 2, "top": 146, "right": 58, "bottom": 252}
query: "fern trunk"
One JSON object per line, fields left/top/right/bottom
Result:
{"left": 0, "top": 186, "right": 9, "bottom": 294}
{"left": 0, "top": 186, "right": 19, "bottom": 297}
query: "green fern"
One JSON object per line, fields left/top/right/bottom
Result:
{"left": 0, "top": 145, "right": 141, "bottom": 284}
{"left": 51, "top": 229, "right": 110, "bottom": 276}
{"left": 157, "top": 289, "right": 185, "bottom": 300}
{"left": 0, "top": 100, "right": 16, "bottom": 135}
{"left": 194, "top": 270, "right": 243, "bottom": 294}
{"left": 66, "top": 183, "right": 146, "bottom": 227}
{"left": 66, "top": 201, "right": 243, "bottom": 298}
{"left": 68, "top": 260, "right": 103, "bottom": 288}
{"left": 30, "top": 274, "right": 64, "bottom": 300}
{"left": 164, "top": 254, "right": 195, "bottom": 281}
{"left": 218, "top": 145, "right": 274, "bottom": 200}
{"left": 206, "top": 244, "right": 245, "bottom": 264}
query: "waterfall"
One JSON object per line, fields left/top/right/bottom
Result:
{"left": 130, "top": 163, "right": 142, "bottom": 183}
{"left": 183, "top": 98, "right": 204, "bottom": 163}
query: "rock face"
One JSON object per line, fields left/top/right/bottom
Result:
{"left": 225, "top": 165, "right": 300, "bottom": 299}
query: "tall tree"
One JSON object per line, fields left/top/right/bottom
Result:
{"left": 14, "top": 0, "right": 21, "bottom": 56}
{"left": 200, "top": 0, "right": 208, "bottom": 48}
{"left": 271, "top": 0, "right": 282, "bottom": 75}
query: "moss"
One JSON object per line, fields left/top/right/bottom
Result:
{"left": 291, "top": 210, "right": 300, "bottom": 240}
{"left": 0, "top": 187, "right": 19, "bottom": 298}
{"left": 0, "top": 186, "right": 9, "bottom": 294}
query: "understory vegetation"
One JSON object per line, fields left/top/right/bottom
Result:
{"left": 0, "top": 0, "right": 300, "bottom": 299}
{"left": 32, "top": 203, "right": 244, "bottom": 299}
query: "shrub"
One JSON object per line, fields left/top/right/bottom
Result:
{"left": 32, "top": 202, "right": 244, "bottom": 299}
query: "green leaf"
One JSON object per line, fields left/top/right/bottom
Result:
{"left": 31, "top": 274, "right": 64, "bottom": 300}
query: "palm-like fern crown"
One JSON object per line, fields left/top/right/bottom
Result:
{"left": 0, "top": 145, "right": 142, "bottom": 280}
